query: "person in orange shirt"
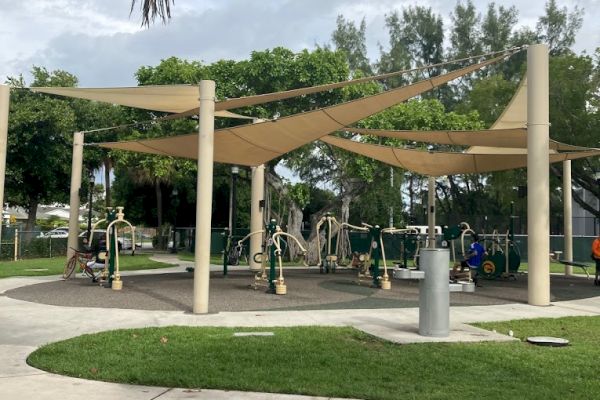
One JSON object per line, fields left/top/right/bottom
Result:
{"left": 593, "top": 233, "right": 600, "bottom": 285}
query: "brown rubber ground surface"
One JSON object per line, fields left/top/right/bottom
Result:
{"left": 6, "top": 268, "right": 599, "bottom": 313}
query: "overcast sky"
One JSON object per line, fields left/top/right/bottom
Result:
{"left": 0, "top": 0, "right": 598, "bottom": 87}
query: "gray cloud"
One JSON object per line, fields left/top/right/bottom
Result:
{"left": 2, "top": 0, "right": 598, "bottom": 86}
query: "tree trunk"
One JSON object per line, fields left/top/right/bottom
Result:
{"left": 104, "top": 157, "right": 112, "bottom": 208}
{"left": 286, "top": 201, "right": 306, "bottom": 261}
{"left": 304, "top": 206, "right": 336, "bottom": 265}
{"left": 25, "top": 200, "right": 38, "bottom": 232}
{"left": 338, "top": 195, "right": 352, "bottom": 261}
{"left": 155, "top": 180, "right": 163, "bottom": 228}
{"left": 408, "top": 174, "right": 414, "bottom": 218}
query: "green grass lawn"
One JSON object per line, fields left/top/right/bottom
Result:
{"left": 28, "top": 316, "right": 600, "bottom": 399}
{"left": 177, "top": 252, "right": 228, "bottom": 265}
{"left": 0, "top": 254, "right": 171, "bottom": 279}
{"left": 519, "top": 261, "right": 593, "bottom": 275}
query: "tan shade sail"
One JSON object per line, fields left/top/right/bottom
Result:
{"left": 466, "top": 77, "right": 527, "bottom": 154}
{"left": 31, "top": 85, "right": 198, "bottom": 113}
{"left": 321, "top": 135, "right": 600, "bottom": 176}
{"left": 344, "top": 127, "right": 588, "bottom": 152}
{"left": 491, "top": 77, "right": 527, "bottom": 130}
{"left": 98, "top": 56, "right": 502, "bottom": 166}
{"left": 29, "top": 85, "right": 249, "bottom": 118}
{"left": 32, "top": 51, "right": 517, "bottom": 114}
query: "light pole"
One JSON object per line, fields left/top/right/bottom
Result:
{"left": 86, "top": 171, "right": 95, "bottom": 243}
{"left": 171, "top": 188, "right": 179, "bottom": 254}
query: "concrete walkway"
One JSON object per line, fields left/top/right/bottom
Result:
{"left": 2, "top": 256, "right": 600, "bottom": 399}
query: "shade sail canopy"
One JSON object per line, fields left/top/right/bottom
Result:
{"left": 321, "top": 135, "right": 600, "bottom": 176}
{"left": 29, "top": 85, "right": 251, "bottom": 119}
{"left": 31, "top": 85, "right": 198, "bottom": 113}
{"left": 344, "top": 127, "right": 589, "bottom": 152}
{"left": 32, "top": 50, "right": 520, "bottom": 115}
{"left": 97, "top": 56, "right": 502, "bottom": 166}
{"left": 466, "top": 77, "right": 528, "bottom": 154}
{"left": 490, "top": 77, "right": 527, "bottom": 130}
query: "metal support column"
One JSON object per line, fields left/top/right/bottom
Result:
{"left": 193, "top": 80, "right": 216, "bottom": 314}
{"left": 67, "top": 131, "right": 84, "bottom": 260}
{"left": 527, "top": 44, "right": 550, "bottom": 306}
{"left": 0, "top": 85, "right": 9, "bottom": 248}
{"left": 427, "top": 176, "right": 436, "bottom": 248}
{"left": 563, "top": 160, "right": 573, "bottom": 276}
{"left": 249, "top": 164, "right": 265, "bottom": 270}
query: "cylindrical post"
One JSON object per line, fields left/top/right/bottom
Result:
{"left": 249, "top": 164, "right": 265, "bottom": 270}
{"left": 389, "top": 167, "right": 394, "bottom": 228}
{"left": 527, "top": 44, "right": 550, "bottom": 306}
{"left": 563, "top": 160, "right": 573, "bottom": 276}
{"left": 0, "top": 85, "right": 10, "bottom": 247}
{"left": 87, "top": 173, "right": 94, "bottom": 242}
{"left": 67, "top": 131, "right": 84, "bottom": 261}
{"left": 14, "top": 228, "right": 18, "bottom": 261}
{"left": 427, "top": 176, "right": 436, "bottom": 248}
{"left": 419, "top": 248, "right": 450, "bottom": 337}
{"left": 193, "top": 80, "right": 216, "bottom": 314}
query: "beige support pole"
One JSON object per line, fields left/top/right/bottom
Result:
{"left": 14, "top": 228, "right": 18, "bottom": 261}
{"left": 563, "top": 160, "right": 573, "bottom": 276}
{"left": 527, "top": 44, "right": 550, "bottom": 306}
{"left": 428, "top": 176, "right": 436, "bottom": 248}
{"left": 249, "top": 164, "right": 265, "bottom": 270}
{"left": 0, "top": 85, "right": 9, "bottom": 247}
{"left": 67, "top": 131, "right": 84, "bottom": 261}
{"left": 193, "top": 80, "right": 216, "bottom": 314}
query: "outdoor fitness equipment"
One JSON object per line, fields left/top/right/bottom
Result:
{"left": 338, "top": 222, "right": 372, "bottom": 283}
{"left": 391, "top": 228, "right": 422, "bottom": 269}
{"left": 234, "top": 219, "right": 307, "bottom": 294}
{"left": 442, "top": 215, "right": 521, "bottom": 281}
{"left": 315, "top": 213, "right": 341, "bottom": 273}
{"left": 87, "top": 207, "right": 136, "bottom": 290}
{"left": 479, "top": 207, "right": 521, "bottom": 279}
{"left": 379, "top": 227, "right": 420, "bottom": 290}
{"left": 105, "top": 207, "right": 135, "bottom": 290}
{"left": 272, "top": 230, "right": 308, "bottom": 294}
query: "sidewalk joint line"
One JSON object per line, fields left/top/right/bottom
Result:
{"left": 150, "top": 388, "right": 173, "bottom": 399}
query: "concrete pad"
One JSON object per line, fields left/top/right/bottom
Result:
{"left": 355, "top": 322, "right": 517, "bottom": 344}
{"left": 2, "top": 373, "right": 167, "bottom": 400}
{"left": 0, "top": 345, "right": 41, "bottom": 377}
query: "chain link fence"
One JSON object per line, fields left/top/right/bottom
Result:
{"left": 0, "top": 226, "right": 161, "bottom": 261}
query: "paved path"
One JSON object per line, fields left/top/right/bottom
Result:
{"left": 2, "top": 255, "right": 600, "bottom": 399}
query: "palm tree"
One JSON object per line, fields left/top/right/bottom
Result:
{"left": 130, "top": 0, "right": 174, "bottom": 27}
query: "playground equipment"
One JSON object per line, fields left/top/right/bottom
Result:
{"left": 88, "top": 207, "right": 136, "bottom": 291}
{"left": 105, "top": 207, "right": 135, "bottom": 290}
{"left": 233, "top": 219, "right": 307, "bottom": 294}
{"left": 442, "top": 210, "right": 521, "bottom": 281}
{"left": 272, "top": 230, "right": 307, "bottom": 294}
{"left": 315, "top": 213, "right": 341, "bottom": 273}
{"left": 315, "top": 217, "right": 421, "bottom": 290}
{"left": 379, "top": 227, "right": 420, "bottom": 290}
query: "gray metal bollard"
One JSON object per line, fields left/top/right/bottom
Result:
{"left": 419, "top": 248, "right": 450, "bottom": 337}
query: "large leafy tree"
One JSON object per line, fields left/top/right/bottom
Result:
{"left": 6, "top": 68, "right": 78, "bottom": 231}
{"left": 548, "top": 53, "right": 600, "bottom": 219}
{"left": 536, "top": 0, "right": 583, "bottom": 55}
{"left": 331, "top": 16, "right": 373, "bottom": 75}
